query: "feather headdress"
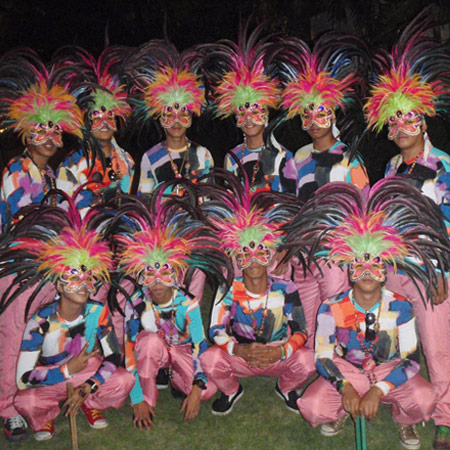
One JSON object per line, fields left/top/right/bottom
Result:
{"left": 104, "top": 179, "right": 232, "bottom": 307}
{"left": 0, "top": 49, "right": 83, "bottom": 143}
{"left": 365, "top": 9, "right": 450, "bottom": 133}
{"left": 0, "top": 186, "right": 113, "bottom": 317}
{"left": 283, "top": 177, "right": 450, "bottom": 306}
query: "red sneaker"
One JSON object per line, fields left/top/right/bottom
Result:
{"left": 34, "top": 421, "right": 54, "bottom": 441}
{"left": 80, "top": 404, "right": 108, "bottom": 429}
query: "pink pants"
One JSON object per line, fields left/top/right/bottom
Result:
{"left": 14, "top": 356, "right": 135, "bottom": 431}
{"left": 294, "top": 261, "right": 349, "bottom": 348}
{"left": 134, "top": 331, "right": 209, "bottom": 407}
{"left": 386, "top": 274, "right": 450, "bottom": 426}
{"left": 298, "top": 357, "right": 436, "bottom": 427}
{"left": 200, "top": 345, "right": 315, "bottom": 398}
{"left": 0, "top": 277, "right": 55, "bottom": 419}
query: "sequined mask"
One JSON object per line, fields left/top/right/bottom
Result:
{"left": 161, "top": 104, "right": 192, "bottom": 128}
{"left": 301, "top": 103, "right": 334, "bottom": 130}
{"left": 90, "top": 106, "right": 117, "bottom": 132}
{"left": 30, "top": 122, "right": 63, "bottom": 147}
{"left": 349, "top": 254, "right": 386, "bottom": 283}
{"left": 60, "top": 265, "right": 97, "bottom": 294}
{"left": 388, "top": 110, "right": 422, "bottom": 140}
{"left": 236, "top": 103, "right": 268, "bottom": 128}
{"left": 236, "top": 241, "right": 271, "bottom": 269}
{"left": 139, "top": 262, "right": 177, "bottom": 287}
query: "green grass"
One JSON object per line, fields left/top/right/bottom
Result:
{"left": 1, "top": 284, "right": 438, "bottom": 449}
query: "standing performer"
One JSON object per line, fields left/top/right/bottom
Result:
{"left": 284, "top": 179, "right": 450, "bottom": 449}
{"left": 364, "top": 12, "right": 450, "bottom": 449}
{"left": 275, "top": 31, "right": 371, "bottom": 346}
{"left": 107, "top": 181, "right": 231, "bottom": 429}
{"left": 200, "top": 22, "right": 297, "bottom": 194}
{"left": 0, "top": 49, "right": 84, "bottom": 442}
{"left": 198, "top": 169, "right": 315, "bottom": 415}
{"left": 0, "top": 192, "right": 134, "bottom": 441}
{"left": 55, "top": 46, "right": 134, "bottom": 218}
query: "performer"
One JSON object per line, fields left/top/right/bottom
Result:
{"left": 0, "top": 49, "right": 84, "bottom": 442}
{"left": 0, "top": 192, "right": 134, "bottom": 441}
{"left": 274, "top": 31, "right": 371, "bottom": 346}
{"left": 201, "top": 22, "right": 297, "bottom": 194}
{"left": 198, "top": 169, "right": 315, "bottom": 415}
{"left": 365, "top": 12, "right": 450, "bottom": 449}
{"left": 55, "top": 46, "right": 134, "bottom": 218}
{"left": 284, "top": 179, "right": 450, "bottom": 449}
{"left": 107, "top": 181, "right": 231, "bottom": 430}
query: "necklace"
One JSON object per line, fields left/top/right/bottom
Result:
{"left": 240, "top": 144, "right": 264, "bottom": 191}
{"left": 352, "top": 297, "right": 382, "bottom": 385}
{"left": 395, "top": 150, "right": 423, "bottom": 175}
{"left": 246, "top": 289, "right": 270, "bottom": 340}
{"left": 166, "top": 141, "right": 191, "bottom": 179}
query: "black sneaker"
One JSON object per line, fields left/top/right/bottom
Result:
{"left": 4, "top": 415, "right": 28, "bottom": 442}
{"left": 275, "top": 381, "right": 300, "bottom": 414}
{"left": 156, "top": 368, "right": 169, "bottom": 390}
{"left": 171, "top": 385, "right": 187, "bottom": 400}
{"left": 211, "top": 384, "right": 244, "bottom": 416}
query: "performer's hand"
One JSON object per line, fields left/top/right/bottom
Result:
{"left": 67, "top": 344, "right": 99, "bottom": 375}
{"left": 133, "top": 401, "right": 155, "bottom": 430}
{"left": 63, "top": 382, "right": 92, "bottom": 417}
{"left": 358, "top": 386, "right": 383, "bottom": 420}
{"left": 431, "top": 277, "right": 448, "bottom": 305}
{"left": 247, "top": 343, "right": 282, "bottom": 368}
{"left": 234, "top": 344, "right": 252, "bottom": 362}
{"left": 271, "top": 250, "right": 290, "bottom": 276}
{"left": 341, "top": 383, "right": 361, "bottom": 421}
{"left": 180, "top": 385, "right": 202, "bottom": 422}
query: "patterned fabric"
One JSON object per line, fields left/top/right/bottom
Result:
{"left": 56, "top": 138, "right": 134, "bottom": 217}
{"left": 16, "top": 299, "right": 121, "bottom": 390}
{"left": 210, "top": 276, "right": 307, "bottom": 359}
{"left": 0, "top": 151, "right": 56, "bottom": 231}
{"left": 124, "top": 289, "right": 208, "bottom": 405}
{"left": 385, "top": 146, "right": 450, "bottom": 232}
{"left": 295, "top": 141, "right": 369, "bottom": 202}
{"left": 224, "top": 144, "right": 297, "bottom": 194}
{"left": 138, "top": 140, "right": 214, "bottom": 196}
{"left": 315, "top": 289, "right": 420, "bottom": 396}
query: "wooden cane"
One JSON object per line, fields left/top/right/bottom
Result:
{"left": 67, "top": 383, "right": 78, "bottom": 450}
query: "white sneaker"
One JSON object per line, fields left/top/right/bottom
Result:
{"left": 398, "top": 424, "right": 421, "bottom": 450}
{"left": 320, "top": 414, "right": 348, "bottom": 436}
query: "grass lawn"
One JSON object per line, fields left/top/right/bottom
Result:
{"left": 1, "top": 284, "right": 438, "bottom": 449}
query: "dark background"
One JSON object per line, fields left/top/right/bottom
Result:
{"left": 1, "top": 0, "right": 450, "bottom": 184}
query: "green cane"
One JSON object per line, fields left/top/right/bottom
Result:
{"left": 356, "top": 416, "right": 362, "bottom": 450}
{"left": 360, "top": 416, "right": 367, "bottom": 450}
{"left": 356, "top": 416, "right": 367, "bottom": 450}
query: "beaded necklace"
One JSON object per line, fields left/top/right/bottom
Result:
{"left": 395, "top": 149, "right": 423, "bottom": 175}
{"left": 240, "top": 144, "right": 264, "bottom": 191}
{"left": 166, "top": 142, "right": 191, "bottom": 179}
{"left": 246, "top": 289, "right": 270, "bottom": 340}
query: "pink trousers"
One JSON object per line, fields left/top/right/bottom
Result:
{"left": 386, "top": 273, "right": 450, "bottom": 426}
{"left": 200, "top": 345, "right": 315, "bottom": 398}
{"left": 298, "top": 357, "right": 436, "bottom": 427}
{"left": 134, "top": 331, "right": 209, "bottom": 407}
{"left": 14, "top": 356, "right": 135, "bottom": 431}
{"left": 294, "top": 261, "right": 349, "bottom": 348}
{"left": 0, "top": 277, "right": 55, "bottom": 419}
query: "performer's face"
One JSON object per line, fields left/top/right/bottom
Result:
{"left": 60, "top": 266, "right": 97, "bottom": 295}
{"left": 349, "top": 255, "right": 386, "bottom": 283}
{"left": 235, "top": 103, "right": 268, "bottom": 128}
{"left": 147, "top": 282, "right": 174, "bottom": 305}
{"left": 242, "top": 260, "right": 268, "bottom": 279}
{"left": 393, "top": 124, "right": 426, "bottom": 152}
{"left": 163, "top": 121, "right": 188, "bottom": 140}
{"left": 301, "top": 103, "right": 334, "bottom": 130}
{"left": 29, "top": 122, "right": 63, "bottom": 148}
{"left": 57, "top": 281, "right": 90, "bottom": 305}
{"left": 236, "top": 241, "right": 272, "bottom": 270}
{"left": 306, "top": 123, "right": 333, "bottom": 141}
{"left": 241, "top": 120, "right": 265, "bottom": 139}
{"left": 160, "top": 104, "right": 192, "bottom": 129}
{"left": 139, "top": 262, "right": 177, "bottom": 288}
{"left": 26, "top": 136, "right": 58, "bottom": 161}
{"left": 388, "top": 110, "right": 422, "bottom": 140}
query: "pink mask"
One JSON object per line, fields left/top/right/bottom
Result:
{"left": 30, "top": 122, "right": 63, "bottom": 147}
{"left": 139, "top": 262, "right": 177, "bottom": 287}
{"left": 60, "top": 265, "right": 97, "bottom": 294}
{"left": 235, "top": 103, "right": 268, "bottom": 128}
{"left": 301, "top": 103, "right": 334, "bottom": 130}
{"left": 90, "top": 108, "right": 117, "bottom": 132}
{"left": 349, "top": 254, "right": 386, "bottom": 283}
{"left": 236, "top": 242, "right": 271, "bottom": 269}
{"left": 161, "top": 104, "right": 192, "bottom": 128}
{"left": 388, "top": 110, "right": 422, "bottom": 140}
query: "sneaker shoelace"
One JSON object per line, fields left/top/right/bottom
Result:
{"left": 90, "top": 409, "right": 103, "bottom": 420}
{"left": 400, "top": 425, "right": 418, "bottom": 440}
{"left": 40, "top": 422, "right": 53, "bottom": 432}
{"left": 6, "top": 415, "right": 26, "bottom": 430}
